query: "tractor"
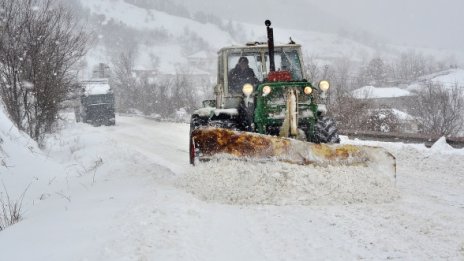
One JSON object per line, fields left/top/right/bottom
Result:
{"left": 189, "top": 20, "right": 396, "bottom": 182}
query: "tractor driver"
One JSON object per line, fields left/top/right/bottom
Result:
{"left": 228, "top": 56, "right": 259, "bottom": 94}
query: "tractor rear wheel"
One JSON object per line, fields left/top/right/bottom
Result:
{"left": 313, "top": 116, "right": 340, "bottom": 143}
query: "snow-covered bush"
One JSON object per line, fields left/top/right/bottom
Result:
{"left": 364, "top": 108, "right": 400, "bottom": 133}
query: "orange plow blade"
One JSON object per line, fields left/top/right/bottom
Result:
{"left": 190, "top": 128, "right": 396, "bottom": 182}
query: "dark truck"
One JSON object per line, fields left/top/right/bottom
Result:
{"left": 76, "top": 79, "right": 115, "bottom": 126}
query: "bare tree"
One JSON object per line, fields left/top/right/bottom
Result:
{"left": 313, "top": 57, "right": 382, "bottom": 131}
{"left": 111, "top": 51, "right": 138, "bottom": 112}
{"left": 154, "top": 78, "right": 174, "bottom": 117}
{"left": 0, "top": 0, "right": 88, "bottom": 142}
{"left": 303, "top": 53, "right": 323, "bottom": 82}
{"left": 411, "top": 82, "right": 464, "bottom": 136}
{"left": 393, "top": 51, "right": 427, "bottom": 83}
{"left": 171, "top": 66, "right": 198, "bottom": 113}
{"left": 366, "top": 57, "right": 388, "bottom": 86}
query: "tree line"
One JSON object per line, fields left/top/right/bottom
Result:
{"left": 110, "top": 51, "right": 212, "bottom": 120}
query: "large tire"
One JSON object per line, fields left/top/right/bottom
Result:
{"left": 312, "top": 116, "right": 340, "bottom": 143}
{"left": 189, "top": 115, "right": 207, "bottom": 165}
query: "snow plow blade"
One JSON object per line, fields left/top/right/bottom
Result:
{"left": 190, "top": 128, "right": 396, "bottom": 181}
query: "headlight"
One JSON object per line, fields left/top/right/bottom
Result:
{"left": 304, "top": 86, "right": 312, "bottom": 95}
{"left": 263, "top": 85, "right": 271, "bottom": 96}
{"left": 319, "top": 80, "right": 330, "bottom": 92}
{"left": 242, "top": 83, "right": 253, "bottom": 96}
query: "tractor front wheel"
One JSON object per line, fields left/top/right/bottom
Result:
{"left": 189, "top": 114, "right": 207, "bottom": 165}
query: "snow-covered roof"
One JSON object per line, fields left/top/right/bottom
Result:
{"left": 82, "top": 79, "right": 111, "bottom": 95}
{"left": 352, "top": 86, "right": 413, "bottom": 99}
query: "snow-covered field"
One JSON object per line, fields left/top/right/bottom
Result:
{"left": 0, "top": 112, "right": 463, "bottom": 260}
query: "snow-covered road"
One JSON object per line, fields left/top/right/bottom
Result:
{"left": 1, "top": 115, "right": 463, "bottom": 260}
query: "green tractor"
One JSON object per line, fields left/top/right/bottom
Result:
{"left": 189, "top": 20, "right": 396, "bottom": 181}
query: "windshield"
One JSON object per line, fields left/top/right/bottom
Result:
{"left": 228, "top": 53, "right": 264, "bottom": 81}
{"left": 227, "top": 48, "right": 304, "bottom": 92}
{"left": 227, "top": 53, "right": 262, "bottom": 94}
{"left": 82, "top": 94, "right": 114, "bottom": 105}
{"left": 265, "top": 50, "right": 304, "bottom": 81}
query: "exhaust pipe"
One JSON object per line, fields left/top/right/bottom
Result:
{"left": 265, "top": 20, "right": 275, "bottom": 72}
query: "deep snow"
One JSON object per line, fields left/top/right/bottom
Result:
{"left": 0, "top": 112, "right": 463, "bottom": 260}
{"left": 180, "top": 160, "right": 400, "bottom": 206}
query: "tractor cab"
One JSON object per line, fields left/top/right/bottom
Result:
{"left": 215, "top": 43, "right": 306, "bottom": 109}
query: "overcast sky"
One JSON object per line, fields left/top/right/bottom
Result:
{"left": 176, "top": 0, "right": 464, "bottom": 50}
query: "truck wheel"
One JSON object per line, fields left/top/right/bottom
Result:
{"left": 312, "top": 116, "right": 340, "bottom": 143}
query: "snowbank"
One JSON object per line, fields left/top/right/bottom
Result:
{"left": 0, "top": 104, "right": 64, "bottom": 200}
{"left": 430, "top": 136, "right": 459, "bottom": 154}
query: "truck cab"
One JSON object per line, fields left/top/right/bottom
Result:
{"left": 214, "top": 43, "right": 306, "bottom": 109}
{"left": 76, "top": 79, "right": 115, "bottom": 126}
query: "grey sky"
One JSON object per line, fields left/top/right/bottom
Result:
{"left": 319, "top": 0, "right": 463, "bottom": 49}
{"left": 176, "top": 0, "right": 464, "bottom": 50}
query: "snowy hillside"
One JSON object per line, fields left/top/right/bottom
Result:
{"left": 80, "top": 0, "right": 234, "bottom": 75}
{"left": 80, "top": 0, "right": 234, "bottom": 46}
{"left": 1, "top": 105, "right": 464, "bottom": 260}
{"left": 408, "top": 68, "right": 464, "bottom": 91}
{"left": 77, "top": 0, "right": 464, "bottom": 77}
